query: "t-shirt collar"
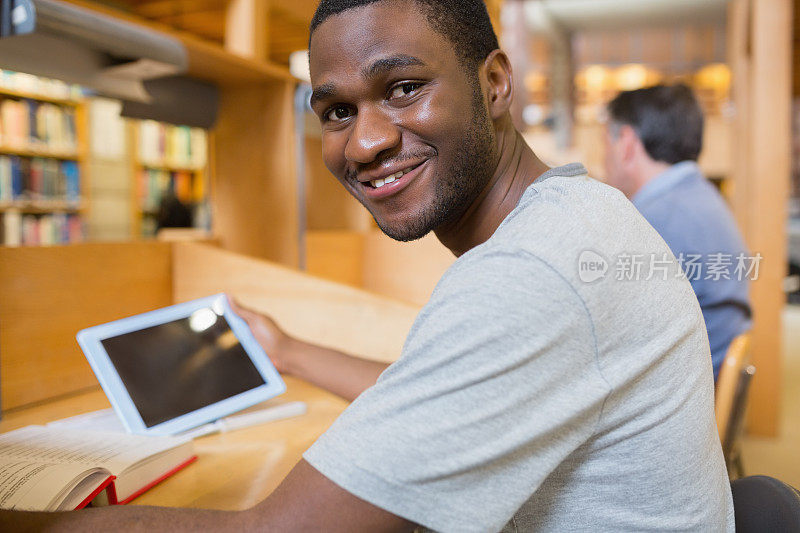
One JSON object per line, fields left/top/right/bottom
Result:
{"left": 534, "top": 162, "right": 589, "bottom": 184}
{"left": 632, "top": 160, "right": 700, "bottom": 209}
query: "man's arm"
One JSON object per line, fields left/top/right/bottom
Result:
{"left": 0, "top": 460, "right": 415, "bottom": 532}
{"left": 229, "top": 298, "right": 389, "bottom": 401}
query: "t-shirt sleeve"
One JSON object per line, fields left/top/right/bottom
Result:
{"left": 303, "top": 248, "right": 611, "bottom": 532}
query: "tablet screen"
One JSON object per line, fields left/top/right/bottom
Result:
{"left": 100, "top": 306, "right": 266, "bottom": 428}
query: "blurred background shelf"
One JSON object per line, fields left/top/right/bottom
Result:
{"left": 0, "top": 73, "right": 89, "bottom": 246}
{"left": 0, "top": 201, "right": 85, "bottom": 213}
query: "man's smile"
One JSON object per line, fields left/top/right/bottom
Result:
{"left": 357, "top": 158, "right": 431, "bottom": 200}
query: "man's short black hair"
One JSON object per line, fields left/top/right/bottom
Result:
{"left": 607, "top": 84, "right": 704, "bottom": 164}
{"left": 309, "top": 0, "right": 499, "bottom": 69}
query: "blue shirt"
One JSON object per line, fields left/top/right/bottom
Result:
{"left": 633, "top": 161, "right": 752, "bottom": 379}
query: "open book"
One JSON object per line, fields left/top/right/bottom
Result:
{"left": 0, "top": 426, "right": 196, "bottom": 511}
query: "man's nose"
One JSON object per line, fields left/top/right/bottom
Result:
{"left": 344, "top": 107, "right": 400, "bottom": 164}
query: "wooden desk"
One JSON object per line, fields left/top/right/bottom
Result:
{"left": 0, "top": 241, "right": 418, "bottom": 508}
{"left": 0, "top": 377, "right": 348, "bottom": 510}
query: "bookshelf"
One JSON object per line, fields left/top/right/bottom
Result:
{"left": 0, "top": 71, "right": 88, "bottom": 246}
{"left": 131, "top": 120, "right": 209, "bottom": 238}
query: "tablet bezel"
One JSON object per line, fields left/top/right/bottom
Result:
{"left": 76, "top": 293, "right": 286, "bottom": 436}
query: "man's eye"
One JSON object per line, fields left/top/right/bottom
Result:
{"left": 388, "top": 82, "right": 423, "bottom": 100}
{"left": 325, "top": 106, "right": 352, "bottom": 122}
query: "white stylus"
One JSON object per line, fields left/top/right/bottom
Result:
{"left": 184, "top": 401, "right": 308, "bottom": 439}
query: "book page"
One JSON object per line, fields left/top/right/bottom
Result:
{"left": 0, "top": 426, "right": 190, "bottom": 476}
{"left": 0, "top": 457, "right": 103, "bottom": 511}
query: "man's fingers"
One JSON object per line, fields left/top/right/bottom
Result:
{"left": 227, "top": 295, "right": 259, "bottom": 322}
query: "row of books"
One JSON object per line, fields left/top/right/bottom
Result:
{"left": 0, "top": 156, "right": 81, "bottom": 202}
{"left": 0, "top": 70, "right": 84, "bottom": 101}
{"left": 1, "top": 211, "right": 84, "bottom": 246}
{"left": 137, "top": 168, "right": 204, "bottom": 212}
{"left": 0, "top": 98, "right": 79, "bottom": 153}
{"left": 138, "top": 120, "right": 207, "bottom": 170}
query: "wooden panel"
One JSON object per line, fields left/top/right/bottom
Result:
{"left": 686, "top": 26, "right": 717, "bottom": 65}
{"left": 171, "top": 242, "right": 420, "bottom": 363}
{"left": 268, "top": 6, "right": 311, "bottom": 65}
{"left": 269, "top": 0, "right": 318, "bottom": 27}
{"left": 225, "top": 0, "right": 270, "bottom": 61}
{"left": 362, "top": 230, "right": 455, "bottom": 307}
{"left": 159, "top": 10, "right": 228, "bottom": 41}
{"left": 305, "top": 136, "right": 370, "bottom": 232}
{"left": 641, "top": 28, "right": 675, "bottom": 66}
{"left": 794, "top": 0, "right": 800, "bottom": 96}
{"left": 305, "top": 230, "right": 365, "bottom": 287}
{"left": 728, "top": 0, "right": 792, "bottom": 436}
{"left": 183, "top": 37, "right": 294, "bottom": 85}
{"left": 211, "top": 81, "right": 299, "bottom": 265}
{"left": 484, "top": 0, "right": 504, "bottom": 38}
{"left": 135, "top": 0, "right": 228, "bottom": 20}
{"left": 0, "top": 242, "right": 173, "bottom": 411}
{"left": 697, "top": 115, "right": 733, "bottom": 178}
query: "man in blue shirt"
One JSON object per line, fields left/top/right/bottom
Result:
{"left": 604, "top": 84, "right": 752, "bottom": 380}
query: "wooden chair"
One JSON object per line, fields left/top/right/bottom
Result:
{"left": 715, "top": 333, "right": 755, "bottom": 478}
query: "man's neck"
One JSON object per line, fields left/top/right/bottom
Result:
{"left": 627, "top": 159, "right": 672, "bottom": 199}
{"left": 434, "top": 119, "right": 550, "bottom": 257}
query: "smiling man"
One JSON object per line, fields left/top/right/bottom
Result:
{"left": 0, "top": 0, "right": 733, "bottom": 531}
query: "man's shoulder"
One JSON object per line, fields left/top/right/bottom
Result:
{"left": 638, "top": 175, "right": 746, "bottom": 253}
{"left": 638, "top": 171, "right": 727, "bottom": 221}
{"left": 436, "top": 242, "right": 580, "bottom": 305}
{"left": 485, "top": 173, "right": 658, "bottom": 278}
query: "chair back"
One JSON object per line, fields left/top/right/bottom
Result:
{"left": 731, "top": 475, "right": 800, "bottom": 532}
{"left": 715, "top": 333, "right": 752, "bottom": 441}
{"left": 722, "top": 365, "right": 756, "bottom": 456}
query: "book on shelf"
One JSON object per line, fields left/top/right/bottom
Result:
{"left": 0, "top": 425, "right": 196, "bottom": 511}
{"left": 0, "top": 155, "right": 80, "bottom": 203}
{"left": 137, "top": 168, "right": 171, "bottom": 213}
{"left": 2, "top": 210, "right": 21, "bottom": 246}
{"left": 0, "top": 70, "right": 82, "bottom": 101}
{"left": 173, "top": 170, "right": 193, "bottom": 204}
{"left": 1, "top": 211, "right": 82, "bottom": 246}
{"left": 138, "top": 120, "right": 207, "bottom": 170}
{"left": 137, "top": 168, "right": 202, "bottom": 211}
{"left": 0, "top": 98, "right": 78, "bottom": 153}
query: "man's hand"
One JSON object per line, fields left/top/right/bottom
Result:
{"left": 228, "top": 297, "right": 295, "bottom": 374}
{"left": 227, "top": 296, "right": 391, "bottom": 402}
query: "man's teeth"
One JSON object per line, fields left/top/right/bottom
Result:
{"left": 370, "top": 168, "right": 412, "bottom": 189}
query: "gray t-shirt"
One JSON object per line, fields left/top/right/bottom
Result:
{"left": 304, "top": 163, "right": 734, "bottom": 532}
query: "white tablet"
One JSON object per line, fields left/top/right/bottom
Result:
{"left": 76, "top": 293, "right": 286, "bottom": 436}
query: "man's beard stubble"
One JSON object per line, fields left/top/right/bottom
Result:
{"left": 372, "top": 88, "right": 497, "bottom": 242}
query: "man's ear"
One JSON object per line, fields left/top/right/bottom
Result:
{"left": 619, "top": 125, "right": 640, "bottom": 163}
{"left": 483, "top": 50, "right": 513, "bottom": 120}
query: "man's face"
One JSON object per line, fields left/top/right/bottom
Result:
{"left": 309, "top": 1, "right": 496, "bottom": 241}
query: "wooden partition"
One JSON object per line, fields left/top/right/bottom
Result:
{"left": 305, "top": 231, "right": 365, "bottom": 287}
{"left": 361, "top": 231, "right": 455, "bottom": 307}
{"left": 727, "top": 0, "right": 792, "bottom": 436}
{"left": 304, "top": 229, "right": 455, "bottom": 307}
{"left": 0, "top": 242, "right": 173, "bottom": 411}
{"left": 0, "top": 241, "right": 420, "bottom": 415}
{"left": 0, "top": 241, "right": 422, "bottom": 508}
{"left": 172, "top": 242, "right": 419, "bottom": 363}
{"left": 211, "top": 81, "right": 299, "bottom": 266}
